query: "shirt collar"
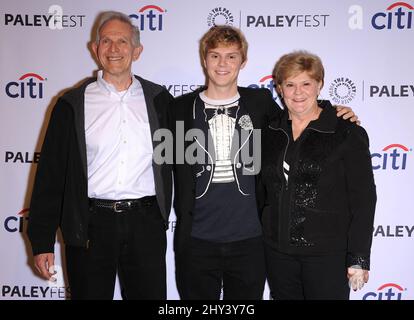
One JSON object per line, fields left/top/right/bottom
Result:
{"left": 278, "top": 100, "right": 337, "bottom": 133}
{"left": 97, "top": 70, "right": 141, "bottom": 97}
{"left": 199, "top": 91, "right": 240, "bottom": 107}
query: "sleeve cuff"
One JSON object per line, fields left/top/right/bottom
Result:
{"left": 347, "top": 253, "right": 370, "bottom": 270}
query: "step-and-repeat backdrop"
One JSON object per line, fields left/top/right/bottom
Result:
{"left": 1, "top": 0, "right": 413, "bottom": 300}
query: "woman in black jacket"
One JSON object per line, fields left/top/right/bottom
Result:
{"left": 258, "top": 51, "right": 377, "bottom": 300}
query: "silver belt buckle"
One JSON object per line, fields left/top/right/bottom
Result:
{"left": 112, "top": 201, "right": 131, "bottom": 213}
{"left": 113, "top": 201, "right": 125, "bottom": 213}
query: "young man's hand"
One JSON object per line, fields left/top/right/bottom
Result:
{"left": 336, "top": 105, "right": 360, "bottom": 125}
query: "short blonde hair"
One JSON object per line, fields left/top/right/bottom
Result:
{"left": 273, "top": 50, "right": 325, "bottom": 94}
{"left": 199, "top": 25, "right": 248, "bottom": 62}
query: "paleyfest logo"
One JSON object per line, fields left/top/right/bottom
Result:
{"left": 207, "top": 7, "right": 234, "bottom": 27}
{"left": 3, "top": 5, "right": 85, "bottom": 29}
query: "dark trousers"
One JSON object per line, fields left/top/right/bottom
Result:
{"left": 265, "top": 244, "right": 350, "bottom": 300}
{"left": 65, "top": 201, "right": 166, "bottom": 300}
{"left": 176, "top": 236, "right": 266, "bottom": 300}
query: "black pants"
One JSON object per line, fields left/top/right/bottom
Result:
{"left": 65, "top": 202, "right": 166, "bottom": 300}
{"left": 265, "top": 244, "right": 350, "bottom": 300}
{"left": 176, "top": 236, "right": 266, "bottom": 300}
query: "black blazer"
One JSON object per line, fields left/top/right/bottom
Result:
{"left": 171, "top": 86, "right": 282, "bottom": 253}
{"left": 258, "top": 102, "right": 377, "bottom": 269}
{"left": 27, "top": 75, "right": 173, "bottom": 255}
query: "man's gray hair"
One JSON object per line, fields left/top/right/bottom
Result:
{"left": 95, "top": 11, "right": 140, "bottom": 47}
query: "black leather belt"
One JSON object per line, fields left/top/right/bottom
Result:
{"left": 89, "top": 196, "right": 156, "bottom": 213}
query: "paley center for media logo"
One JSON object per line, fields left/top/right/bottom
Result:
{"left": 3, "top": 5, "right": 85, "bottom": 29}
{"left": 363, "top": 283, "right": 407, "bottom": 300}
{"left": 328, "top": 77, "right": 357, "bottom": 105}
{"left": 5, "top": 73, "right": 46, "bottom": 99}
{"left": 349, "top": 2, "right": 413, "bottom": 30}
{"left": 205, "top": 7, "right": 329, "bottom": 29}
{"left": 371, "top": 143, "right": 410, "bottom": 170}
{"left": 129, "top": 5, "right": 166, "bottom": 31}
{"left": 207, "top": 7, "right": 235, "bottom": 27}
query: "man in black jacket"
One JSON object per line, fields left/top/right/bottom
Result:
{"left": 27, "top": 11, "right": 173, "bottom": 300}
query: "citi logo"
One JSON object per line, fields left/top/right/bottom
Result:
{"left": 371, "top": 144, "right": 410, "bottom": 170}
{"left": 363, "top": 283, "right": 406, "bottom": 300}
{"left": 4, "top": 208, "right": 29, "bottom": 233}
{"left": 129, "top": 5, "right": 165, "bottom": 31}
{"left": 248, "top": 75, "right": 279, "bottom": 101}
{"left": 5, "top": 73, "right": 45, "bottom": 99}
{"left": 372, "top": 2, "right": 414, "bottom": 30}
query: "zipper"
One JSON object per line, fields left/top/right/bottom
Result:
{"left": 268, "top": 123, "right": 335, "bottom": 249}
{"left": 269, "top": 125, "right": 289, "bottom": 190}
{"left": 305, "top": 127, "right": 334, "bottom": 134}
{"left": 269, "top": 125, "right": 290, "bottom": 248}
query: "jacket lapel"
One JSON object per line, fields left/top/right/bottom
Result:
{"left": 193, "top": 95, "right": 216, "bottom": 162}
{"left": 137, "top": 76, "right": 168, "bottom": 217}
{"left": 138, "top": 76, "right": 161, "bottom": 139}
{"left": 73, "top": 77, "right": 96, "bottom": 179}
{"left": 230, "top": 101, "right": 253, "bottom": 161}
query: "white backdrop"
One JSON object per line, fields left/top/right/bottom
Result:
{"left": 1, "top": 0, "right": 413, "bottom": 300}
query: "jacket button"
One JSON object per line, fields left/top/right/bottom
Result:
{"left": 236, "top": 163, "right": 242, "bottom": 169}
{"left": 206, "top": 165, "right": 212, "bottom": 171}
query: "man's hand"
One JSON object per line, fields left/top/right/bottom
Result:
{"left": 336, "top": 105, "right": 360, "bottom": 125}
{"left": 33, "top": 253, "right": 56, "bottom": 282}
{"left": 347, "top": 266, "right": 369, "bottom": 291}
